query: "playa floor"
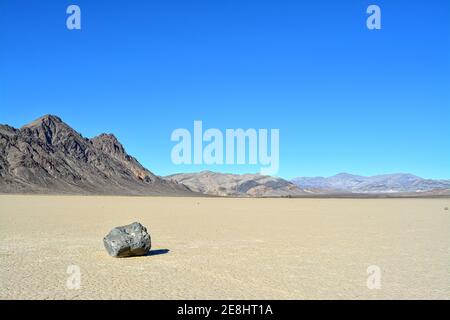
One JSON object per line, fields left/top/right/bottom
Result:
{"left": 0, "top": 195, "right": 449, "bottom": 299}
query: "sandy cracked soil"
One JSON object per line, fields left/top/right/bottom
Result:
{"left": 0, "top": 195, "right": 449, "bottom": 299}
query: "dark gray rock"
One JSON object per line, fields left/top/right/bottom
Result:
{"left": 103, "top": 222, "right": 151, "bottom": 258}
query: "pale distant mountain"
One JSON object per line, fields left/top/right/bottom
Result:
{"left": 166, "top": 171, "right": 306, "bottom": 197}
{"left": 0, "top": 115, "right": 193, "bottom": 195}
{"left": 291, "top": 173, "right": 450, "bottom": 194}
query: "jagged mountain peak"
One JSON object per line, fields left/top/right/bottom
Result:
{"left": 21, "top": 114, "right": 64, "bottom": 128}
{"left": 18, "top": 114, "right": 84, "bottom": 147}
{"left": 91, "top": 133, "right": 126, "bottom": 157}
{"left": 92, "top": 133, "right": 120, "bottom": 142}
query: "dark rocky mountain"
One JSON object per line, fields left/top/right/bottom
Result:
{"left": 291, "top": 173, "right": 450, "bottom": 194}
{"left": 0, "top": 115, "right": 193, "bottom": 195}
{"left": 167, "top": 171, "right": 307, "bottom": 197}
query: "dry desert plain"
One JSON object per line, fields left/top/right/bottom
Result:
{"left": 0, "top": 195, "right": 449, "bottom": 299}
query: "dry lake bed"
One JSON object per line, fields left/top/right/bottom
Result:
{"left": 0, "top": 195, "right": 449, "bottom": 299}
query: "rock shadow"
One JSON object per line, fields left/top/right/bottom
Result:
{"left": 146, "top": 249, "right": 170, "bottom": 256}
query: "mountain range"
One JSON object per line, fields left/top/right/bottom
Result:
{"left": 0, "top": 115, "right": 192, "bottom": 196}
{"left": 167, "top": 171, "right": 306, "bottom": 197}
{"left": 1, "top": 115, "right": 449, "bottom": 197}
{"left": 291, "top": 173, "right": 450, "bottom": 194}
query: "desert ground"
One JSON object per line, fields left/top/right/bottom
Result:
{"left": 0, "top": 195, "right": 449, "bottom": 299}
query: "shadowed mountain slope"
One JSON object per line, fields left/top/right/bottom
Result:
{"left": 0, "top": 115, "right": 193, "bottom": 196}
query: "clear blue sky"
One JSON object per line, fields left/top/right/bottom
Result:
{"left": 1, "top": 0, "right": 449, "bottom": 179}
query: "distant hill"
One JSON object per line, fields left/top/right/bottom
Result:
{"left": 291, "top": 173, "right": 450, "bottom": 194}
{"left": 167, "top": 171, "right": 307, "bottom": 197}
{"left": 0, "top": 115, "right": 193, "bottom": 196}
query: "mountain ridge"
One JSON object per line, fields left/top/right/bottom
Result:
{"left": 0, "top": 115, "right": 193, "bottom": 196}
{"left": 291, "top": 173, "right": 450, "bottom": 194}
{"left": 167, "top": 170, "right": 307, "bottom": 197}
